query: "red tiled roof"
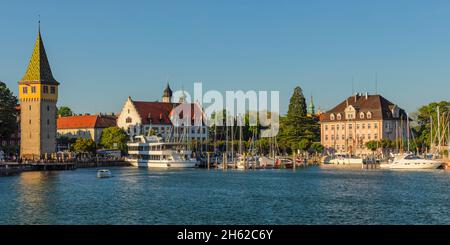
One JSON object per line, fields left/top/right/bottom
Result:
{"left": 57, "top": 115, "right": 116, "bottom": 129}
{"left": 132, "top": 101, "right": 203, "bottom": 125}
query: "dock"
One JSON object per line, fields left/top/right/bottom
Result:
{"left": 0, "top": 160, "right": 130, "bottom": 176}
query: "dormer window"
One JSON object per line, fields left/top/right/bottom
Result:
{"left": 337, "top": 113, "right": 342, "bottom": 120}
{"left": 330, "top": 114, "right": 335, "bottom": 120}
{"left": 360, "top": 112, "right": 365, "bottom": 119}
{"left": 366, "top": 112, "right": 372, "bottom": 119}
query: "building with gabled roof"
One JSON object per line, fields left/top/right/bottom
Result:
{"left": 117, "top": 86, "right": 208, "bottom": 142}
{"left": 319, "top": 93, "right": 408, "bottom": 155}
{"left": 57, "top": 114, "right": 117, "bottom": 143}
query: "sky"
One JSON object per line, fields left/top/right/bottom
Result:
{"left": 0, "top": 0, "right": 449, "bottom": 115}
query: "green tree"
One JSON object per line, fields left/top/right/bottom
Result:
{"left": 277, "top": 86, "right": 320, "bottom": 153}
{"left": 0, "top": 81, "right": 18, "bottom": 142}
{"left": 72, "top": 138, "right": 96, "bottom": 153}
{"left": 309, "top": 142, "right": 325, "bottom": 154}
{"left": 57, "top": 106, "right": 73, "bottom": 117}
{"left": 297, "top": 138, "right": 311, "bottom": 153}
{"left": 287, "top": 87, "right": 307, "bottom": 118}
{"left": 413, "top": 101, "right": 450, "bottom": 153}
{"left": 99, "top": 126, "right": 128, "bottom": 153}
{"left": 365, "top": 140, "right": 379, "bottom": 152}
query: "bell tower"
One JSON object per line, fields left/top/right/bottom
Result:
{"left": 18, "top": 25, "right": 59, "bottom": 160}
{"left": 162, "top": 83, "right": 173, "bottom": 103}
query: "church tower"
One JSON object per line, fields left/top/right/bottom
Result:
{"left": 18, "top": 25, "right": 59, "bottom": 160}
{"left": 307, "top": 95, "right": 315, "bottom": 117}
{"left": 162, "top": 83, "right": 173, "bottom": 103}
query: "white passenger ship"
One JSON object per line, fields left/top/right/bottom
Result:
{"left": 126, "top": 136, "right": 198, "bottom": 168}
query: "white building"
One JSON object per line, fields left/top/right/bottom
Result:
{"left": 117, "top": 85, "right": 208, "bottom": 142}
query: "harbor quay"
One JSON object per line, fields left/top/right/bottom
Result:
{"left": 0, "top": 23, "right": 448, "bottom": 175}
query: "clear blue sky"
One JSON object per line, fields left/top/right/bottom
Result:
{"left": 1, "top": 0, "right": 449, "bottom": 115}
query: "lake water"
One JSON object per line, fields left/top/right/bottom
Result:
{"left": 1, "top": 167, "right": 450, "bottom": 224}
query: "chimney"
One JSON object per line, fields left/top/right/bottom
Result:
{"left": 354, "top": 93, "right": 358, "bottom": 102}
{"left": 365, "top": 92, "right": 368, "bottom": 99}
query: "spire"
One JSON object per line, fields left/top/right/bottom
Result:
{"left": 20, "top": 24, "right": 58, "bottom": 84}
{"left": 162, "top": 82, "right": 173, "bottom": 103}
{"left": 307, "top": 95, "right": 315, "bottom": 115}
{"left": 163, "top": 82, "right": 173, "bottom": 97}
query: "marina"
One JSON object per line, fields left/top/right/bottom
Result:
{"left": 1, "top": 166, "right": 450, "bottom": 225}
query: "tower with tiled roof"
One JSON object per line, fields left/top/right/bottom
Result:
{"left": 18, "top": 24, "right": 59, "bottom": 159}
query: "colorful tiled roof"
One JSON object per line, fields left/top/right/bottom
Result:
{"left": 20, "top": 29, "right": 58, "bottom": 85}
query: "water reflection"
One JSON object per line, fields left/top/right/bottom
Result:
{"left": 0, "top": 168, "right": 450, "bottom": 224}
{"left": 14, "top": 171, "right": 60, "bottom": 224}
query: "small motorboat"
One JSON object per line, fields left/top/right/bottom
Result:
{"left": 97, "top": 169, "right": 112, "bottom": 178}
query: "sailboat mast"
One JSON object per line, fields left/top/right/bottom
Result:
{"left": 437, "top": 106, "right": 441, "bottom": 154}
{"left": 430, "top": 115, "right": 433, "bottom": 153}
{"left": 407, "top": 113, "right": 410, "bottom": 153}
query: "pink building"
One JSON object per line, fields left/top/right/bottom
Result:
{"left": 319, "top": 93, "right": 408, "bottom": 155}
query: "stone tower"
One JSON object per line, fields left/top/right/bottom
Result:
{"left": 162, "top": 83, "right": 173, "bottom": 103}
{"left": 18, "top": 27, "right": 59, "bottom": 160}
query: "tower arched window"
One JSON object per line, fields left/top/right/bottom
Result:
{"left": 126, "top": 117, "right": 132, "bottom": 123}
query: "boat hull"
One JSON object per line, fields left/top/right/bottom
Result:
{"left": 127, "top": 159, "right": 198, "bottom": 168}
{"left": 381, "top": 162, "right": 442, "bottom": 169}
{"left": 328, "top": 158, "right": 363, "bottom": 165}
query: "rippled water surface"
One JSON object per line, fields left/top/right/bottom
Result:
{"left": 1, "top": 167, "right": 450, "bottom": 224}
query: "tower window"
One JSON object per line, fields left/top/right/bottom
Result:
{"left": 29, "top": 105, "right": 32, "bottom": 111}
{"left": 23, "top": 87, "right": 28, "bottom": 94}
{"left": 47, "top": 105, "right": 50, "bottom": 111}
{"left": 47, "top": 119, "right": 50, "bottom": 125}
{"left": 31, "top": 86, "right": 36, "bottom": 93}
{"left": 126, "top": 117, "right": 132, "bottom": 123}
{"left": 50, "top": 86, "right": 56, "bottom": 94}
{"left": 43, "top": 86, "right": 49, "bottom": 93}
{"left": 29, "top": 119, "right": 31, "bottom": 124}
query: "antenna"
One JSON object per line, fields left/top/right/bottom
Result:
{"left": 375, "top": 72, "right": 378, "bottom": 95}
{"left": 351, "top": 76, "right": 354, "bottom": 95}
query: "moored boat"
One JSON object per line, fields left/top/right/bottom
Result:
{"left": 381, "top": 153, "right": 443, "bottom": 169}
{"left": 126, "top": 136, "right": 198, "bottom": 168}
{"left": 326, "top": 154, "right": 364, "bottom": 165}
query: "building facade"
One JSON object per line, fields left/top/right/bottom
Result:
{"left": 57, "top": 114, "right": 117, "bottom": 143}
{"left": 117, "top": 86, "right": 208, "bottom": 142}
{"left": 320, "top": 93, "right": 408, "bottom": 155}
{"left": 18, "top": 28, "right": 59, "bottom": 160}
